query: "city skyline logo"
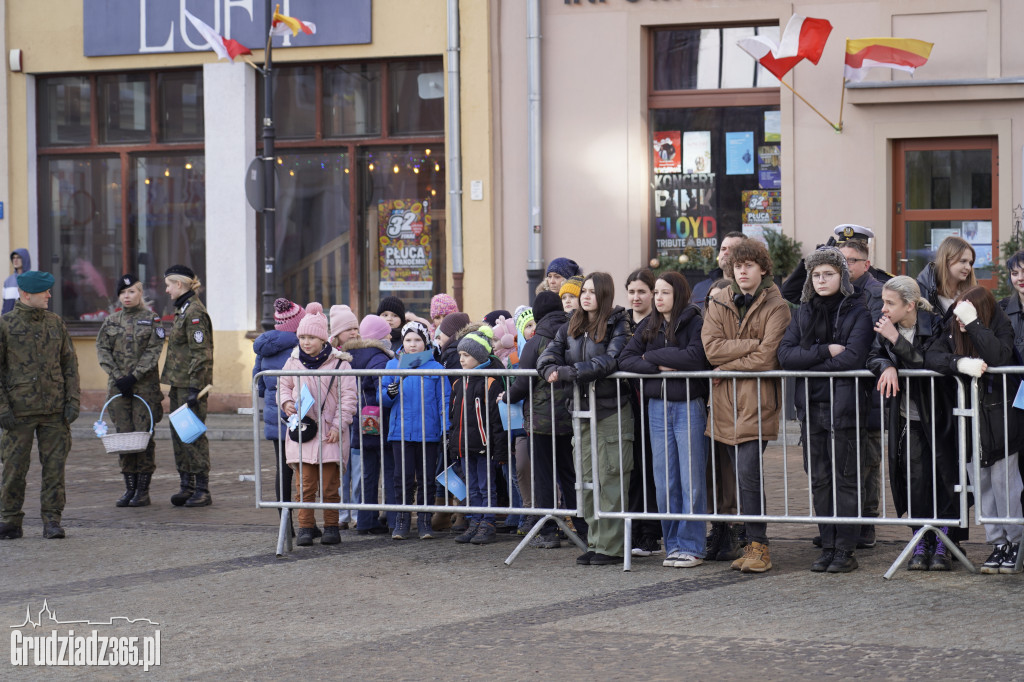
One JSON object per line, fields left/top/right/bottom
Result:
{"left": 11, "top": 599, "right": 160, "bottom": 629}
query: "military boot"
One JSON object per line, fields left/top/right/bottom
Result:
{"left": 184, "top": 473, "right": 212, "bottom": 507}
{"left": 116, "top": 473, "right": 137, "bottom": 507}
{"left": 129, "top": 473, "right": 152, "bottom": 507}
{"left": 171, "top": 471, "right": 195, "bottom": 506}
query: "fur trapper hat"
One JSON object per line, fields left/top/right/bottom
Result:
{"left": 801, "top": 246, "right": 855, "bottom": 303}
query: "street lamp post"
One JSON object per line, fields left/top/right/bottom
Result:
{"left": 259, "top": 1, "right": 277, "bottom": 331}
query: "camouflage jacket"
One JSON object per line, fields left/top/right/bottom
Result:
{"left": 96, "top": 304, "right": 165, "bottom": 400}
{"left": 0, "top": 300, "right": 80, "bottom": 417}
{"left": 160, "top": 293, "right": 213, "bottom": 390}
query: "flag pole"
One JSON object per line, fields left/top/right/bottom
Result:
{"left": 780, "top": 77, "right": 841, "bottom": 132}
{"left": 837, "top": 77, "right": 847, "bottom": 131}
{"left": 259, "top": 3, "right": 277, "bottom": 330}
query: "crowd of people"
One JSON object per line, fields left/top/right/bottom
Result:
{"left": 250, "top": 230, "right": 1024, "bottom": 575}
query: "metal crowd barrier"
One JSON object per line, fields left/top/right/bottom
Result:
{"left": 251, "top": 364, "right": 1024, "bottom": 578}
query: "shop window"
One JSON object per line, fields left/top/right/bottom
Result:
{"left": 649, "top": 25, "right": 781, "bottom": 272}
{"left": 894, "top": 138, "right": 997, "bottom": 279}
{"left": 36, "top": 69, "right": 205, "bottom": 325}
{"left": 257, "top": 58, "right": 445, "bottom": 317}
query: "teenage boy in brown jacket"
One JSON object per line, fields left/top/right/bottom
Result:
{"left": 702, "top": 239, "right": 791, "bottom": 573}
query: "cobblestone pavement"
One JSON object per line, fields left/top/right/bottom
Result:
{"left": 1, "top": 436, "right": 1021, "bottom": 680}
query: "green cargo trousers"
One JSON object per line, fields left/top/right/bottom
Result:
{"left": 576, "top": 402, "right": 634, "bottom": 558}
{"left": 1, "top": 414, "right": 71, "bottom": 525}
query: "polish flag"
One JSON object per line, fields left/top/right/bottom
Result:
{"left": 185, "top": 11, "right": 252, "bottom": 63}
{"left": 737, "top": 16, "right": 833, "bottom": 80}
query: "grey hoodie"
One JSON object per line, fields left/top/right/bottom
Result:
{"left": 2, "top": 248, "right": 31, "bottom": 315}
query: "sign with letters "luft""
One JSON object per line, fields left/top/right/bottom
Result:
{"left": 83, "top": 0, "right": 371, "bottom": 57}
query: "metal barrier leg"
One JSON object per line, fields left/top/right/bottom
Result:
{"left": 276, "top": 508, "right": 293, "bottom": 557}
{"left": 883, "top": 525, "right": 976, "bottom": 579}
{"left": 623, "top": 518, "right": 633, "bottom": 573}
{"left": 933, "top": 526, "right": 977, "bottom": 574}
{"left": 503, "top": 514, "right": 587, "bottom": 567}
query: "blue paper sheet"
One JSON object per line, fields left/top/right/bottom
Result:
{"left": 498, "top": 401, "right": 524, "bottom": 431}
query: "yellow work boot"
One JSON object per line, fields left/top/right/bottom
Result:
{"left": 741, "top": 541, "right": 772, "bottom": 573}
{"left": 731, "top": 542, "right": 756, "bottom": 571}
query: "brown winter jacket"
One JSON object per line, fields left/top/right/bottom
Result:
{"left": 701, "top": 282, "right": 791, "bottom": 445}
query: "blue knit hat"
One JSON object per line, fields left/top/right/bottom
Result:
{"left": 17, "top": 270, "right": 54, "bottom": 294}
{"left": 546, "top": 257, "right": 581, "bottom": 279}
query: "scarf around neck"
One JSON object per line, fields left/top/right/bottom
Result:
{"left": 299, "top": 343, "right": 332, "bottom": 369}
{"left": 801, "top": 293, "right": 843, "bottom": 350}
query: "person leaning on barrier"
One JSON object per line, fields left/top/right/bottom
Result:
{"left": 701, "top": 239, "right": 791, "bottom": 574}
{"left": 0, "top": 270, "right": 80, "bottom": 540}
{"left": 777, "top": 247, "right": 874, "bottom": 574}
{"left": 537, "top": 272, "right": 632, "bottom": 566}
{"left": 865, "top": 276, "right": 958, "bottom": 571}
{"left": 998, "top": 249, "right": 1024, "bottom": 359}
{"left": 96, "top": 274, "right": 165, "bottom": 508}
{"left": 161, "top": 265, "right": 214, "bottom": 507}
{"left": 780, "top": 224, "right": 892, "bottom": 306}
{"left": 505, "top": 290, "right": 578, "bottom": 550}
{"left": 929, "top": 286, "right": 1024, "bottom": 574}
{"left": 619, "top": 271, "right": 711, "bottom": 569}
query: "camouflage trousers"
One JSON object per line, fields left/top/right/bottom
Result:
{"left": 0, "top": 414, "right": 71, "bottom": 525}
{"left": 168, "top": 386, "right": 210, "bottom": 474}
{"left": 106, "top": 393, "right": 163, "bottom": 474}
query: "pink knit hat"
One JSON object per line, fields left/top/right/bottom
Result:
{"left": 296, "top": 302, "right": 329, "bottom": 342}
{"left": 274, "top": 298, "right": 306, "bottom": 333}
{"left": 359, "top": 314, "right": 392, "bottom": 341}
{"left": 430, "top": 293, "right": 458, "bottom": 319}
{"left": 329, "top": 304, "right": 358, "bottom": 337}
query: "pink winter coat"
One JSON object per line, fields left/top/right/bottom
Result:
{"left": 278, "top": 348, "right": 357, "bottom": 467}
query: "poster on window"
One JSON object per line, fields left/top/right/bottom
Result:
{"left": 726, "top": 132, "right": 754, "bottom": 175}
{"left": 764, "top": 111, "right": 781, "bottom": 142}
{"left": 652, "top": 131, "right": 682, "bottom": 174}
{"left": 962, "top": 220, "right": 992, "bottom": 244}
{"left": 741, "top": 190, "right": 781, "bottom": 224}
{"left": 653, "top": 172, "right": 718, "bottom": 259}
{"left": 683, "top": 131, "right": 712, "bottom": 174}
{"left": 378, "top": 199, "right": 433, "bottom": 291}
{"left": 758, "top": 146, "right": 781, "bottom": 189}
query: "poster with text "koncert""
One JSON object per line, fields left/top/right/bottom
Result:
{"left": 379, "top": 199, "right": 433, "bottom": 291}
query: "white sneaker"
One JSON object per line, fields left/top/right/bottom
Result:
{"left": 632, "top": 546, "right": 651, "bottom": 557}
{"left": 673, "top": 554, "right": 704, "bottom": 568}
{"left": 662, "top": 550, "right": 681, "bottom": 567}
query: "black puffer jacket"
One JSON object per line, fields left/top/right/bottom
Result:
{"left": 537, "top": 306, "right": 630, "bottom": 420}
{"left": 507, "top": 311, "right": 571, "bottom": 435}
{"left": 777, "top": 290, "right": 874, "bottom": 429}
{"left": 618, "top": 305, "right": 710, "bottom": 402}
{"left": 998, "top": 293, "right": 1024, "bottom": 360}
{"left": 929, "top": 305, "right": 1024, "bottom": 466}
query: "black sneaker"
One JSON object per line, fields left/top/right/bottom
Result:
{"left": 0, "top": 522, "right": 23, "bottom": 539}
{"left": 929, "top": 538, "right": 952, "bottom": 571}
{"left": 576, "top": 550, "right": 595, "bottom": 565}
{"left": 715, "top": 524, "right": 744, "bottom": 561}
{"left": 296, "top": 528, "right": 315, "bottom": 546}
{"left": 826, "top": 549, "right": 858, "bottom": 573}
{"left": 321, "top": 526, "right": 341, "bottom": 545}
{"left": 981, "top": 544, "right": 1007, "bottom": 574}
{"left": 705, "top": 522, "right": 725, "bottom": 559}
{"left": 907, "top": 537, "right": 931, "bottom": 571}
{"left": 631, "top": 535, "right": 660, "bottom": 557}
{"left": 810, "top": 548, "right": 835, "bottom": 573}
{"left": 529, "top": 534, "right": 561, "bottom": 549}
{"left": 999, "top": 543, "right": 1022, "bottom": 574}
{"left": 589, "top": 553, "right": 622, "bottom": 566}
{"left": 857, "top": 525, "right": 876, "bottom": 549}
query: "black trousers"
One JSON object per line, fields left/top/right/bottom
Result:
{"left": 530, "top": 432, "right": 587, "bottom": 540}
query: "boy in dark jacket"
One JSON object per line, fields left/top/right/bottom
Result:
{"left": 450, "top": 327, "right": 508, "bottom": 545}
{"left": 778, "top": 247, "right": 873, "bottom": 574}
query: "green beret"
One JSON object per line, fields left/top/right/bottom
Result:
{"left": 17, "top": 270, "right": 54, "bottom": 294}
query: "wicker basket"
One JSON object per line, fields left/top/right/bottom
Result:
{"left": 97, "top": 394, "right": 154, "bottom": 455}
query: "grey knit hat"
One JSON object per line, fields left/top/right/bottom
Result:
{"left": 801, "top": 246, "right": 855, "bottom": 303}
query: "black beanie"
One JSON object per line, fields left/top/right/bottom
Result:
{"left": 483, "top": 309, "right": 512, "bottom": 327}
{"left": 532, "top": 291, "right": 562, "bottom": 323}
{"left": 376, "top": 295, "right": 406, "bottom": 320}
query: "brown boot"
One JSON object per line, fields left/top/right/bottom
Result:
{"left": 431, "top": 496, "right": 452, "bottom": 531}
{"left": 740, "top": 541, "right": 772, "bottom": 573}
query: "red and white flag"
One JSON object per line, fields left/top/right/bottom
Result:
{"left": 184, "top": 10, "right": 252, "bottom": 63}
{"left": 737, "top": 15, "right": 832, "bottom": 80}
{"left": 270, "top": 7, "right": 317, "bottom": 37}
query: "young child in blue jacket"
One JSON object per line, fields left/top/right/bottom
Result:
{"left": 382, "top": 321, "right": 449, "bottom": 540}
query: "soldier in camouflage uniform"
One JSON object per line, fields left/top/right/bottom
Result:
{"left": 161, "top": 265, "right": 214, "bottom": 507}
{"left": 0, "top": 270, "right": 80, "bottom": 540}
{"left": 96, "top": 274, "right": 165, "bottom": 507}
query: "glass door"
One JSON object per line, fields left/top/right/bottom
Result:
{"left": 893, "top": 137, "right": 998, "bottom": 280}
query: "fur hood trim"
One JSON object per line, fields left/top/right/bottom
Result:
{"left": 339, "top": 337, "right": 395, "bottom": 358}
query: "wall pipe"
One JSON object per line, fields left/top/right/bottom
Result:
{"left": 525, "top": 0, "right": 544, "bottom": 298}
{"left": 447, "top": 0, "right": 465, "bottom": 308}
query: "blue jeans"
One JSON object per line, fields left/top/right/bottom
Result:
{"left": 466, "top": 453, "right": 496, "bottom": 523}
{"left": 339, "top": 449, "right": 363, "bottom": 523}
{"left": 648, "top": 398, "right": 708, "bottom": 557}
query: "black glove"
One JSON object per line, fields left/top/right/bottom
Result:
{"left": 186, "top": 388, "right": 200, "bottom": 409}
{"left": 0, "top": 411, "right": 16, "bottom": 430}
{"left": 386, "top": 382, "right": 400, "bottom": 399}
{"left": 63, "top": 404, "right": 79, "bottom": 425}
{"left": 825, "top": 236, "right": 837, "bottom": 247}
{"left": 114, "top": 375, "right": 137, "bottom": 398}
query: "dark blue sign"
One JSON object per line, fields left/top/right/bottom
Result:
{"left": 83, "top": 0, "right": 371, "bottom": 57}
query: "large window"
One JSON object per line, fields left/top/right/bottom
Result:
{"left": 258, "top": 58, "right": 445, "bottom": 317}
{"left": 37, "top": 70, "right": 205, "bottom": 324}
{"left": 649, "top": 26, "right": 781, "bottom": 272}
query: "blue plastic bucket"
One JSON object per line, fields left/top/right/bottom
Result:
{"left": 169, "top": 404, "right": 207, "bottom": 444}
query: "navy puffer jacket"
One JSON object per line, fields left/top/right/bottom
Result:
{"left": 252, "top": 330, "right": 298, "bottom": 440}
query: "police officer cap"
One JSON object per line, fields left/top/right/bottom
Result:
{"left": 117, "top": 273, "right": 140, "bottom": 294}
{"left": 164, "top": 264, "right": 195, "bottom": 279}
{"left": 17, "top": 270, "right": 54, "bottom": 294}
{"left": 833, "top": 224, "right": 874, "bottom": 242}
